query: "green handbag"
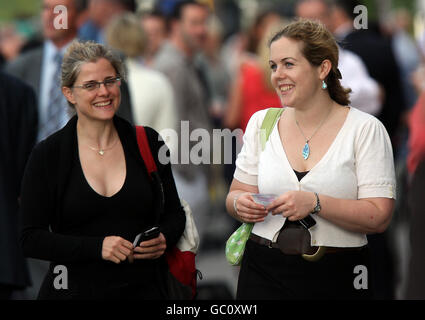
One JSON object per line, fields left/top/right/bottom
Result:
{"left": 225, "top": 108, "right": 284, "bottom": 266}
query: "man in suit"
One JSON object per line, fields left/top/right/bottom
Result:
{"left": 330, "top": 0, "right": 405, "bottom": 153}
{"left": 6, "top": 0, "right": 133, "bottom": 144}
{"left": 5, "top": 0, "right": 85, "bottom": 142}
{"left": 0, "top": 72, "right": 38, "bottom": 299}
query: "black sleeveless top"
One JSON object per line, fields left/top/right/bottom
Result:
{"left": 286, "top": 169, "right": 310, "bottom": 227}
{"left": 293, "top": 169, "right": 309, "bottom": 181}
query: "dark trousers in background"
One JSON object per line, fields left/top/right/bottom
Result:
{"left": 237, "top": 240, "right": 373, "bottom": 300}
{"left": 367, "top": 232, "right": 395, "bottom": 299}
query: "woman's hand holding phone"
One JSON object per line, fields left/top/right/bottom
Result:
{"left": 133, "top": 232, "right": 167, "bottom": 260}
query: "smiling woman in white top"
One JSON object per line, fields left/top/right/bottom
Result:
{"left": 225, "top": 19, "right": 396, "bottom": 300}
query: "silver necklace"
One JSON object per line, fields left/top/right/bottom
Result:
{"left": 295, "top": 109, "right": 332, "bottom": 160}
{"left": 87, "top": 137, "right": 119, "bottom": 156}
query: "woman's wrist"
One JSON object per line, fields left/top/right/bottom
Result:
{"left": 311, "top": 192, "right": 321, "bottom": 215}
{"left": 230, "top": 192, "right": 247, "bottom": 219}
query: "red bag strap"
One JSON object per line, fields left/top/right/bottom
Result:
{"left": 135, "top": 126, "right": 157, "bottom": 177}
{"left": 135, "top": 126, "right": 164, "bottom": 225}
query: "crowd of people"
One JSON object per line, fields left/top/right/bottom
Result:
{"left": 1, "top": 0, "right": 425, "bottom": 300}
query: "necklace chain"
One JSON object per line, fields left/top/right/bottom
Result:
{"left": 87, "top": 136, "right": 119, "bottom": 156}
{"left": 295, "top": 108, "right": 332, "bottom": 160}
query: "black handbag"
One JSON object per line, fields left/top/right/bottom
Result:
{"left": 276, "top": 222, "right": 326, "bottom": 261}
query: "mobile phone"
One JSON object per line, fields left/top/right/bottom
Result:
{"left": 299, "top": 215, "right": 317, "bottom": 229}
{"left": 133, "top": 226, "right": 160, "bottom": 247}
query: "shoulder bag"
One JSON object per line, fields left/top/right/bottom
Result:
{"left": 135, "top": 126, "right": 200, "bottom": 299}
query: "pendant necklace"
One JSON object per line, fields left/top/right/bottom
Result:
{"left": 87, "top": 136, "right": 119, "bottom": 156}
{"left": 295, "top": 108, "right": 332, "bottom": 160}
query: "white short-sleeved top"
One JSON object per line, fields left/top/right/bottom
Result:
{"left": 234, "top": 107, "right": 396, "bottom": 247}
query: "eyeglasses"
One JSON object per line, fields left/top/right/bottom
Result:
{"left": 72, "top": 77, "right": 121, "bottom": 91}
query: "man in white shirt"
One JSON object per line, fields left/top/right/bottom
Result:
{"left": 338, "top": 48, "right": 382, "bottom": 115}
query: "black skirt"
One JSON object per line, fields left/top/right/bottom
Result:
{"left": 236, "top": 239, "right": 373, "bottom": 300}
{"left": 37, "top": 261, "right": 167, "bottom": 300}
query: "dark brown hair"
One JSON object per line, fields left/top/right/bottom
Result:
{"left": 269, "top": 19, "right": 351, "bottom": 106}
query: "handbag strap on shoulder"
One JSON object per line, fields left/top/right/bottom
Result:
{"left": 135, "top": 126, "right": 164, "bottom": 224}
{"left": 135, "top": 125, "right": 157, "bottom": 177}
{"left": 260, "top": 108, "right": 284, "bottom": 151}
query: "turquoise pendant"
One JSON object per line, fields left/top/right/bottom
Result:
{"left": 302, "top": 142, "right": 310, "bottom": 160}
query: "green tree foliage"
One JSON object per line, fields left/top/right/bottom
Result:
{"left": 0, "top": 0, "right": 41, "bottom": 22}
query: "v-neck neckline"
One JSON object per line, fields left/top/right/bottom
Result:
{"left": 272, "top": 106, "right": 352, "bottom": 182}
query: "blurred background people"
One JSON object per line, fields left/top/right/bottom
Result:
{"left": 406, "top": 151, "right": 425, "bottom": 300}
{"left": 406, "top": 90, "right": 425, "bottom": 299}
{"left": 412, "top": 63, "right": 425, "bottom": 94}
{"left": 385, "top": 8, "right": 422, "bottom": 112}
{"left": 330, "top": 0, "right": 405, "bottom": 155}
{"left": 419, "top": 29, "right": 425, "bottom": 58}
{"left": 407, "top": 89, "right": 425, "bottom": 180}
{"left": 78, "top": 0, "right": 137, "bottom": 44}
{"left": 105, "top": 12, "right": 178, "bottom": 152}
{"left": 382, "top": 9, "right": 424, "bottom": 299}
{"left": 194, "top": 13, "right": 235, "bottom": 251}
{"left": 404, "top": 0, "right": 425, "bottom": 300}
{"left": 197, "top": 14, "right": 230, "bottom": 128}
{"left": 5, "top": 0, "right": 86, "bottom": 142}
{"left": 140, "top": 9, "right": 168, "bottom": 66}
{"left": 295, "top": 0, "right": 382, "bottom": 116}
{"left": 151, "top": 0, "right": 213, "bottom": 243}
{"left": 223, "top": 10, "right": 282, "bottom": 133}
{"left": 0, "top": 72, "right": 38, "bottom": 299}
{"left": 5, "top": 0, "right": 134, "bottom": 142}
{"left": 0, "top": 24, "right": 25, "bottom": 69}
{"left": 221, "top": 10, "right": 283, "bottom": 192}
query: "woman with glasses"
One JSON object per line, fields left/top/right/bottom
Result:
{"left": 19, "top": 41, "right": 186, "bottom": 299}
